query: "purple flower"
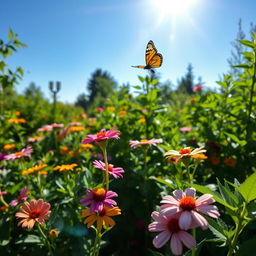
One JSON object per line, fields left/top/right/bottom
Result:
{"left": 0, "top": 153, "right": 7, "bottom": 162}
{"left": 93, "top": 160, "right": 124, "bottom": 179}
{"left": 80, "top": 188, "right": 118, "bottom": 213}
{"left": 10, "top": 187, "right": 29, "bottom": 207}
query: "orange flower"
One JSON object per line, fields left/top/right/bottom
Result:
{"left": 22, "top": 164, "right": 48, "bottom": 175}
{"left": 210, "top": 157, "right": 220, "bottom": 166}
{"left": 82, "top": 206, "right": 121, "bottom": 231}
{"left": 4, "top": 144, "right": 16, "bottom": 151}
{"left": 53, "top": 163, "right": 78, "bottom": 172}
{"left": 68, "top": 126, "right": 86, "bottom": 133}
{"left": 118, "top": 110, "right": 127, "bottom": 117}
{"left": 49, "top": 229, "right": 58, "bottom": 238}
{"left": 8, "top": 118, "right": 26, "bottom": 124}
{"left": 15, "top": 199, "right": 51, "bottom": 229}
{"left": 107, "top": 107, "right": 115, "bottom": 111}
{"left": 39, "top": 171, "right": 48, "bottom": 175}
{"left": 191, "top": 154, "right": 208, "bottom": 160}
{"left": 15, "top": 111, "right": 21, "bottom": 116}
{"left": 138, "top": 117, "right": 146, "bottom": 123}
{"left": 80, "top": 143, "right": 94, "bottom": 150}
{"left": 224, "top": 157, "right": 236, "bottom": 167}
{"left": 60, "top": 146, "right": 70, "bottom": 155}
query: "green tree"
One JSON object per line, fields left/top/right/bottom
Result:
{"left": 177, "top": 63, "right": 194, "bottom": 94}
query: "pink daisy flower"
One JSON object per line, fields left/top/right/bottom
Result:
{"left": 4, "top": 147, "right": 33, "bottom": 160}
{"left": 179, "top": 127, "right": 192, "bottom": 132}
{"left": 50, "top": 123, "right": 64, "bottom": 128}
{"left": 148, "top": 211, "right": 196, "bottom": 255}
{"left": 160, "top": 188, "right": 220, "bottom": 230}
{"left": 81, "top": 129, "right": 120, "bottom": 144}
{"left": 80, "top": 188, "right": 118, "bottom": 213}
{"left": 193, "top": 84, "right": 203, "bottom": 92}
{"left": 129, "top": 138, "right": 163, "bottom": 148}
{"left": 27, "top": 136, "right": 44, "bottom": 142}
{"left": 68, "top": 122, "right": 81, "bottom": 126}
{"left": 37, "top": 125, "right": 53, "bottom": 132}
{"left": 93, "top": 160, "right": 124, "bottom": 179}
{"left": 10, "top": 187, "right": 29, "bottom": 207}
{"left": 15, "top": 199, "right": 51, "bottom": 229}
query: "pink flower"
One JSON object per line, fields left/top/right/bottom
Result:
{"left": 80, "top": 188, "right": 118, "bottom": 213}
{"left": 4, "top": 147, "right": 33, "bottom": 160}
{"left": 93, "top": 160, "right": 124, "bottom": 179}
{"left": 179, "top": 127, "right": 192, "bottom": 132}
{"left": 0, "top": 190, "right": 7, "bottom": 196}
{"left": 50, "top": 123, "right": 64, "bottom": 128}
{"left": 37, "top": 125, "right": 53, "bottom": 132}
{"left": 68, "top": 122, "right": 81, "bottom": 126}
{"left": 15, "top": 199, "right": 51, "bottom": 229}
{"left": 129, "top": 138, "right": 163, "bottom": 148}
{"left": 81, "top": 129, "right": 120, "bottom": 144}
{"left": 97, "top": 107, "right": 104, "bottom": 112}
{"left": 192, "top": 84, "right": 203, "bottom": 92}
{"left": 0, "top": 153, "right": 7, "bottom": 162}
{"left": 160, "top": 188, "right": 220, "bottom": 230}
{"left": 27, "top": 136, "right": 44, "bottom": 142}
{"left": 148, "top": 211, "right": 196, "bottom": 255}
{"left": 10, "top": 187, "right": 29, "bottom": 207}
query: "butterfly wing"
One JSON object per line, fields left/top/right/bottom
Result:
{"left": 131, "top": 65, "right": 145, "bottom": 69}
{"left": 145, "top": 40, "right": 157, "bottom": 65}
{"left": 148, "top": 53, "right": 163, "bottom": 68}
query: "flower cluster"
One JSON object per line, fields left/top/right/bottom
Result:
{"left": 149, "top": 188, "right": 220, "bottom": 255}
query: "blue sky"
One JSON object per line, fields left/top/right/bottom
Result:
{"left": 1, "top": 0, "right": 256, "bottom": 103}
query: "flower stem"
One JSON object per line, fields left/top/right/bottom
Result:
{"left": 102, "top": 147, "right": 109, "bottom": 190}
{"left": 91, "top": 229, "right": 101, "bottom": 256}
{"left": 191, "top": 228, "right": 196, "bottom": 256}
{"left": 0, "top": 195, "right": 9, "bottom": 207}
{"left": 37, "top": 224, "right": 54, "bottom": 256}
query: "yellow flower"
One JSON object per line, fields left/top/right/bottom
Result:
{"left": 15, "top": 111, "right": 21, "bottom": 116}
{"left": 49, "top": 229, "right": 58, "bottom": 238}
{"left": 68, "top": 126, "right": 86, "bottom": 133}
{"left": 22, "top": 164, "right": 48, "bottom": 175}
{"left": 82, "top": 206, "right": 121, "bottom": 231}
{"left": 80, "top": 144, "right": 94, "bottom": 150}
{"left": 4, "top": 144, "right": 16, "bottom": 151}
{"left": 53, "top": 163, "right": 78, "bottom": 172}
{"left": 118, "top": 110, "right": 127, "bottom": 117}
{"left": 138, "top": 118, "right": 146, "bottom": 123}
{"left": 191, "top": 154, "right": 208, "bottom": 160}
{"left": 39, "top": 171, "right": 48, "bottom": 175}
{"left": 106, "top": 106, "right": 115, "bottom": 111}
{"left": 8, "top": 118, "right": 26, "bottom": 124}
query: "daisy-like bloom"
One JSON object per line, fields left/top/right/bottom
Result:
{"left": 80, "top": 188, "right": 118, "bottom": 213}
{"left": 80, "top": 143, "right": 94, "bottom": 150}
{"left": 60, "top": 146, "right": 70, "bottom": 155}
{"left": 68, "top": 126, "right": 86, "bottom": 133}
{"left": 4, "top": 147, "right": 33, "bottom": 160}
{"left": 107, "top": 106, "right": 115, "bottom": 111}
{"left": 68, "top": 122, "right": 81, "bottom": 126}
{"left": 22, "top": 163, "right": 47, "bottom": 175}
{"left": 49, "top": 229, "right": 58, "bottom": 238}
{"left": 82, "top": 206, "right": 121, "bottom": 231}
{"left": 148, "top": 211, "right": 196, "bottom": 255}
{"left": 50, "top": 123, "right": 64, "bottom": 128}
{"left": 82, "top": 129, "right": 120, "bottom": 144}
{"left": 160, "top": 188, "right": 220, "bottom": 230}
{"left": 10, "top": 187, "right": 29, "bottom": 207}
{"left": 192, "top": 84, "right": 203, "bottom": 92}
{"left": 53, "top": 163, "right": 78, "bottom": 172}
{"left": 0, "top": 153, "right": 7, "bottom": 162}
{"left": 164, "top": 146, "right": 206, "bottom": 161}
{"left": 129, "top": 138, "right": 163, "bottom": 149}
{"left": 8, "top": 118, "right": 26, "bottom": 124}
{"left": 37, "top": 125, "right": 53, "bottom": 132}
{"left": 190, "top": 97, "right": 197, "bottom": 102}
{"left": 88, "top": 117, "right": 96, "bottom": 125}
{"left": 191, "top": 154, "right": 208, "bottom": 160}
{"left": 27, "top": 136, "right": 44, "bottom": 142}
{"left": 118, "top": 110, "right": 126, "bottom": 117}
{"left": 15, "top": 199, "right": 51, "bottom": 229}
{"left": 179, "top": 127, "right": 192, "bottom": 132}
{"left": 210, "top": 156, "right": 220, "bottom": 166}
{"left": 3, "top": 144, "right": 16, "bottom": 151}
{"left": 15, "top": 111, "right": 21, "bottom": 116}
{"left": 93, "top": 160, "right": 124, "bottom": 179}
{"left": 0, "top": 190, "right": 7, "bottom": 196}
{"left": 224, "top": 157, "right": 236, "bottom": 167}
{"left": 138, "top": 117, "right": 146, "bottom": 123}
{"left": 97, "top": 107, "right": 104, "bottom": 112}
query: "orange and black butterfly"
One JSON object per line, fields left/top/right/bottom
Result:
{"left": 132, "top": 40, "right": 163, "bottom": 73}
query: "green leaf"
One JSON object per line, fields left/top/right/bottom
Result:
{"left": 8, "top": 29, "right": 13, "bottom": 40}
{"left": 206, "top": 216, "right": 227, "bottom": 242}
{"left": 133, "top": 85, "right": 141, "bottom": 90}
{"left": 238, "top": 172, "right": 256, "bottom": 203}
{"left": 138, "top": 76, "right": 145, "bottom": 82}
{"left": 16, "top": 235, "right": 41, "bottom": 244}
{"left": 191, "top": 184, "right": 237, "bottom": 211}
{"left": 224, "top": 132, "right": 247, "bottom": 146}
{"left": 232, "top": 64, "right": 251, "bottom": 69}
{"left": 149, "top": 176, "right": 176, "bottom": 189}
{"left": 239, "top": 39, "right": 255, "bottom": 49}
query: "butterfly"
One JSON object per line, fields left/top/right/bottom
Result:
{"left": 132, "top": 40, "right": 163, "bottom": 73}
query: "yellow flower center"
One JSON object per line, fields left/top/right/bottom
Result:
{"left": 96, "top": 132, "right": 106, "bottom": 137}
{"left": 140, "top": 139, "right": 148, "bottom": 143}
{"left": 15, "top": 152, "right": 23, "bottom": 156}
{"left": 92, "top": 188, "right": 106, "bottom": 201}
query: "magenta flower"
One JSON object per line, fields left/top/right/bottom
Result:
{"left": 179, "top": 127, "right": 192, "bottom": 132}
{"left": 0, "top": 153, "right": 7, "bottom": 162}
{"left": 148, "top": 211, "right": 196, "bottom": 255}
{"left": 50, "top": 123, "right": 64, "bottom": 128}
{"left": 82, "top": 129, "right": 120, "bottom": 144}
{"left": 80, "top": 188, "right": 118, "bottom": 213}
{"left": 4, "top": 147, "right": 33, "bottom": 160}
{"left": 10, "top": 187, "right": 29, "bottom": 207}
{"left": 37, "top": 125, "right": 53, "bottom": 132}
{"left": 93, "top": 160, "right": 124, "bottom": 179}
{"left": 97, "top": 107, "right": 104, "bottom": 112}
{"left": 160, "top": 188, "right": 220, "bottom": 230}
{"left": 68, "top": 122, "right": 81, "bottom": 126}
{"left": 129, "top": 138, "right": 163, "bottom": 148}
{"left": 0, "top": 190, "right": 7, "bottom": 196}
{"left": 192, "top": 84, "right": 203, "bottom": 92}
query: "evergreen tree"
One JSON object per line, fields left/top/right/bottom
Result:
{"left": 177, "top": 63, "right": 194, "bottom": 94}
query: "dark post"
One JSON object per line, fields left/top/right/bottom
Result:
{"left": 49, "top": 81, "right": 61, "bottom": 122}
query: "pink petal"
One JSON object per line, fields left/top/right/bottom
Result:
{"left": 197, "top": 205, "right": 220, "bottom": 218}
{"left": 196, "top": 194, "right": 215, "bottom": 206}
{"left": 191, "top": 211, "right": 208, "bottom": 230}
{"left": 179, "top": 211, "right": 192, "bottom": 230}
{"left": 160, "top": 195, "right": 179, "bottom": 205}
{"left": 178, "top": 231, "right": 196, "bottom": 249}
{"left": 184, "top": 188, "right": 196, "bottom": 198}
{"left": 160, "top": 206, "right": 179, "bottom": 217}
{"left": 170, "top": 233, "right": 183, "bottom": 255}
{"left": 148, "top": 222, "right": 166, "bottom": 232}
{"left": 153, "top": 231, "right": 171, "bottom": 248}
{"left": 172, "top": 190, "right": 183, "bottom": 200}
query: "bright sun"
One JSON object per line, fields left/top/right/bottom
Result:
{"left": 151, "top": 0, "right": 198, "bottom": 18}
